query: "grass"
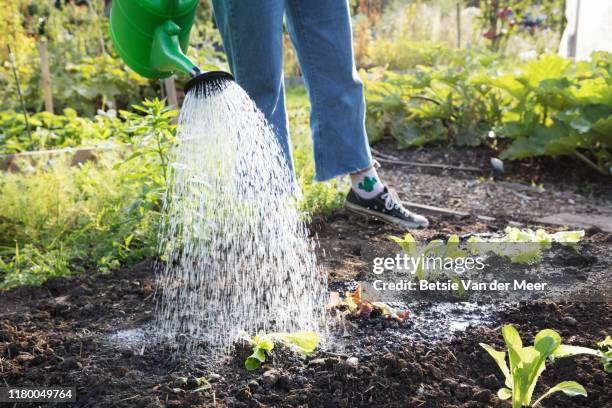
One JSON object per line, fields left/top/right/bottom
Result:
{"left": 0, "top": 88, "right": 346, "bottom": 289}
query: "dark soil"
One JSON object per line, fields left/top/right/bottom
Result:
{"left": 373, "top": 140, "right": 612, "bottom": 222}
{"left": 1, "top": 146, "right": 611, "bottom": 407}
{"left": 1, "top": 232, "right": 610, "bottom": 407}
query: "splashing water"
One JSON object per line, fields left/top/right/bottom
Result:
{"left": 156, "top": 79, "right": 327, "bottom": 354}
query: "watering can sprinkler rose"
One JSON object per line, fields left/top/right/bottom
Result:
{"left": 109, "top": 0, "right": 233, "bottom": 95}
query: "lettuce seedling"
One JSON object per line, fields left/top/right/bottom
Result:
{"left": 468, "top": 227, "right": 584, "bottom": 265}
{"left": 597, "top": 336, "right": 612, "bottom": 373}
{"left": 242, "top": 331, "right": 318, "bottom": 371}
{"left": 389, "top": 233, "right": 467, "bottom": 281}
{"left": 480, "top": 325, "right": 600, "bottom": 407}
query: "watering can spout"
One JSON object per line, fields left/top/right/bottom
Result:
{"left": 150, "top": 20, "right": 200, "bottom": 77}
{"left": 109, "top": 0, "right": 201, "bottom": 79}
{"left": 110, "top": 0, "right": 233, "bottom": 94}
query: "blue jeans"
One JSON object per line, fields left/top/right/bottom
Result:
{"left": 212, "top": 0, "right": 372, "bottom": 181}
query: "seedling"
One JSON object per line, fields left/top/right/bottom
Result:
{"left": 597, "top": 335, "right": 612, "bottom": 373}
{"left": 389, "top": 233, "right": 467, "bottom": 281}
{"left": 468, "top": 227, "right": 584, "bottom": 264}
{"left": 480, "top": 325, "right": 600, "bottom": 407}
{"left": 241, "top": 331, "right": 318, "bottom": 371}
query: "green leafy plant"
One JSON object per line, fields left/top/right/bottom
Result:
{"left": 389, "top": 233, "right": 467, "bottom": 282}
{"left": 480, "top": 325, "right": 601, "bottom": 407}
{"left": 242, "top": 331, "right": 319, "bottom": 371}
{"left": 475, "top": 53, "right": 612, "bottom": 174}
{"left": 0, "top": 107, "right": 128, "bottom": 154}
{"left": 365, "top": 52, "right": 612, "bottom": 175}
{"left": 53, "top": 54, "right": 151, "bottom": 116}
{"left": 364, "top": 50, "right": 504, "bottom": 149}
{"left": 468, "top": 227, "right": 584, "bottom": 264}
{"left": 597, "top": 336, "right": 612, "bottom": 373}
{"left": 0, "top": 100, "right": 176, "bottom": 289}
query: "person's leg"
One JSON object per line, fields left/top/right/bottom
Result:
{"left": 212, "top": 0, "right": 293, "bottom": 172}
{"left": 283, "top": 0, "right": 372, "bottom": 182}
{"left": 284, "top": 0, "right": 428, "bottom": 228}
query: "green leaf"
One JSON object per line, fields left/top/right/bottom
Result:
{"left": 245, "top": 347, "right": 268, "bottom": 371}
{"left": 550, "top": 230, "right": 585, "bottom": 243}
{"left": 532, "top": 381, "right": 587, "bottom": 407}
{"left": 366, "top": 115, "right": 384, "bottom": 144}
{"left": 601, "top": 350, "right": 612, "bottom": 373}
{"left": 390, "top": 234, "right": 420, "bottom": 258}
{"left": 598, "top": 336, "right": 612, "bottom": 349}
{"left": 502, "top": 325, "right": 523, "bottom": 352}
{"left": 534, "top": 329, "right": 561, "bottom": 353}
{"left": 480, "top": 343, "right": 513, "bottom": 388}
{"left": 521, "top": 54, "right": 571, "bottom": 88}
{"left": 497, "top": 387, "right": 512, "bottom": 400}
{"left": 445, "top": 235, "right": 467, "bottom": 259}
{"left": 551, "top": 345, "right": 601, "bottom": 360}
{"left": 252, "top": 334, "right": 274, "bottom": 352}
{"left": 245, "top": 356, "right": 262, "bottom": 371}
{"left": 390, "top": 120, "right": 421, "bottom": 147}
{"left": 592, "top": 116, "right": 612, "bottom": 143}
{"left": 271, "top": 331, "right": 319, "bottom": 354}
{"left": 251, "top": 347, "right": 267, "bottom": 362}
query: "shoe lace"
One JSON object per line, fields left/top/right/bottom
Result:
{"left": 381, "top": 192, "right": 411, "bottom": 217}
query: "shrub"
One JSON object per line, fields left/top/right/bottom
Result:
{"left": 364, "top": 51, "right": 612, "bottom": 174}
{"left": 0, "top": 108, "right": 128, "bottom": 154}
{"left": 0, "top": 99, "right": 173, "bottom": 289}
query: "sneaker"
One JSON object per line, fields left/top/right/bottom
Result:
{"left": 345, "top": 187, "right": 429, "bottom": 229}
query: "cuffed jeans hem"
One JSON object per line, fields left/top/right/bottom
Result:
{"left": 313, "top": 159, "right": 375, "bottom": 182}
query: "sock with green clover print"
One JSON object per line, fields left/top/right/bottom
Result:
{"left": 350, "top": 166, "right": 384, "bottom": 199}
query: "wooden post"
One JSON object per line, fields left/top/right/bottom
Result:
{"left": 456, "top": 2, "right": 462, "bottom": 48}
{"left": 38, "top": 39, "right": 54, "bottom": 113}
{"left": 164, "top": 76, "right": 179, "bottom": 108}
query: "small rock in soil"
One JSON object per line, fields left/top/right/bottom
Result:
{"left": 441, "top": 378, "right": 458, "bottom": 391}
{"left": 563, "top": 316, "right": 578, "bottom": 326}
{"left": 307, "top": 358, "right": 326, "bottom": 366}
{"left": 58, "top": 356, "right": 80, "bottom": 370}
{"left": 455, "top": 383, "right": 472, "bottom": 401}
{"left": 262, "top": 369, "right": 280, "bottom": 386}
{"left": 346, "top": 356, "right": 359, "bottom": 368}
{"left": 247, "top": 380, "right": 259, "bottom": 392}
{"left": 208, "top": 373, "right": 223, "bottom": 383}
{"left": 482, "top": 374, "right": 499, "bottom": 389}
{"left": 15, "top": 352, "right": 34, "bottom": 364}
{"left": 278, "top": 374, "right": 291, "bottom": 389}
{"left": 474, "top": 388, "right": 492, "bottom": 403}
{"left": 236, "top": 386, "right": 251, "bottom": 401}
{"left": 383, "top": 352, "right": 397, "bottom": 369}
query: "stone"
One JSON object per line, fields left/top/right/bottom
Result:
{"left": 345, "top": 357, "right": 359, "bottom": 368}
{"left": 262, "top": 369, "right": 280, "bottom": 386}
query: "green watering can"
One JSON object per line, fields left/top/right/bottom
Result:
{"left": 110, "top": 0, "right": 232, "bottom": 93}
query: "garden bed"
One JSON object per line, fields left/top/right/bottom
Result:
{"left": 1, "top": 247, "right": 610, "bottom": 407}
{"left": 1, "top": 144, "right": 611, "bottom": 407}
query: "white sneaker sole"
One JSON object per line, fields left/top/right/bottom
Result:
{"left": 345, "top": 201, "right": 428, "bottom": 230}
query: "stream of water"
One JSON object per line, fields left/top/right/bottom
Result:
{"left": 156, "top": 79, "right": 327, "bottom": 354}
